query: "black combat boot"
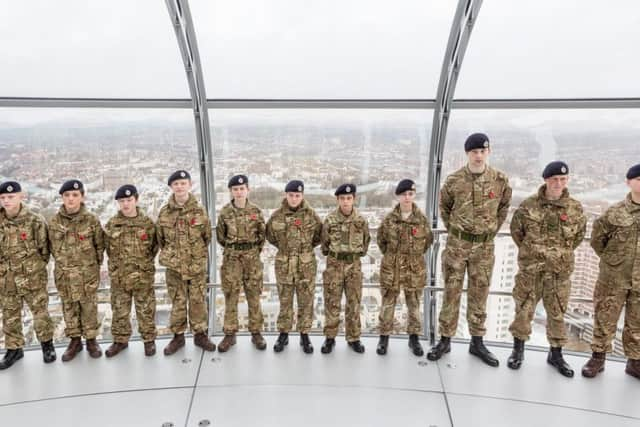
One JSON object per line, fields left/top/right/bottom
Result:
{"left": 0, "top": 348, "right": 24, "bottom": 370}
{"left": 469, "top": 336, "right": 499, "bottom": 367}
{"left": 507, "top": 337, "right": 525, "bottom": 370}
{"left": 547, "top": 347, "right": 574, "bottom": 378}
{"left": 408, "top": 334, "right": 424, "bottom": 356}
{"left": 348, "top": 340, "right": 365, "bottom": 353}
{"left": 300, "top": 334, "right": 313, "bottom": 354}
{"left": 427, "top": 336, "right": 451, "bottom": 361}
{"left": 273, "top": 332, "right": 289, "bottom": 353}
{"left": 376, "top": 335, "right": 389, "bottom": 355}
{"left": 41, "top": 340, "right": 57, "bottom": 363}
{"left": 321, "top": 337, "right": 336, "bottom": 354}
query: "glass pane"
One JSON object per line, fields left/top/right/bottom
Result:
{"left": 0, "top": 107, "right": 197, "bottom": 348}
{"left": 1, "top": 1, "right": 189, "bottom": 97}
{"left": 191, "top": 0, "right": 455, "bottom": 98}
{"left": 456, "top": 0, "right": 640, "bottom": 98}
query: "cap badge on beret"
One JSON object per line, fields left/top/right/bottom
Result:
{"left": 411, "top": 184, "right": 416, "bottom": 190}
{"left": 561, "top": 166, "right": 567, "bottom": 173}
{"left": 298, "top": 185, "right": 302, "bottom": 192}
{"left": 346, "top": 186, "right": 351, "bottom": 193}
{"left": 238, "top": 177, "right": 244, "bottom": 184}
{"left": 180, "top": 172, "right": 186, "bottom": 178}
{"left": 73, "top": 182, "right": 79, "bottom": 189}
{"left": 6, "top": 185, "right": 13, "bottom": 192}
{"left": 483, "top": 141, "right": 489, "bottom": 148}
{"left": 125, "top": 189, "right": 131, "bottom": 196}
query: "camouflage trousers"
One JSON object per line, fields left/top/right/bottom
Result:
{"left": 220, "top": 249, "right": 264, "bottom": 334}
{"left": 323, "top": 257, "right": 362, "bottom": 342}
{"left": 1, "top": 270, "right": 53, "bottom": 349}
{"left": 166, "top": 269, "right": 208, "bottom": 335}
{"left": 439, "top": 235, "right": 494, "bottom": 337}
{"left": 110, "top": 275, "right": 157, "bottom": 343}
{"left": 591, "top": 281, "right": 640, "bottom": 359}
{"left": 379, "top": 287, "right": 422, "bottom": 336}
{"left": 56, "top": 266, "right": 101, "bottom": 339}
{"left": 61, "top": 298, "right": 99, "bottom": 339}
{"left": 509, "top": 270, "right": 571, "bottom": 347}
{"left": 275, "top": 253, "right": 316, "bottom": 334}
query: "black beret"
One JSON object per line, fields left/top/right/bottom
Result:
{"left": 228, "top": 174, "right": 249, "bottom": 188}
{"left": 0, "top": 181, "right": 21, "bottom": 194}
{"left": 464, "top": 133, "right": 490, "bottom": 152}
{"left": 395, "top": 179, "right": 416, "bottom": 195}
{"left": 168, "top": 170, "right": 191, "bottom": 186}
{"left": 285, "top": 180, "right": 304, "bottom": 193}
{"left": 59, "top": 179, "right": 84, "bottom": 195}
{"left": 627, "top": 164, "right": 640, "bottom": 180}
{"left": 115, "top": 184, "right": 138, "bottom": 200}
{"left": 542, "top": 161, "right": 569, "bottom": 179}
{"left": 335, "top": 183, "right": 356, "bottom": 196}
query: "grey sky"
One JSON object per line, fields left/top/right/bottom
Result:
{"left": 1, "top": 0, "right": 639, "bottom": 99}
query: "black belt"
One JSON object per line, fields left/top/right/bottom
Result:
{"left": 328, "top": 250, "right": 360, "bottom": 263}
{"left": 449, "top": 226, "right": 494, "bottom": 243}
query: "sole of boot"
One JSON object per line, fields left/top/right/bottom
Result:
{"left": 507, "top": 360, "right": 523, "bottom": 370}
{"left": 376, "top": 347, "right": 387, "bottom": 356}
{"left": 427, "top": 346, "right": 450, "bottom": 361}
{"left": 469, "top": 347, "right": 499, "bottom": 367}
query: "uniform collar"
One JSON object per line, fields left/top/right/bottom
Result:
{"left": 625, "top": 193, "right": 640, "bottom": 213}
{"left": 59, "top": 203, "right": 87, "bottom": 219}
{"left": 538, "top": 185, "right": 569, "bottom": 208}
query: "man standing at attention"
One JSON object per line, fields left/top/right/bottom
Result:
{"left": 427, "top": 133, "right": 512, "bottom": 367}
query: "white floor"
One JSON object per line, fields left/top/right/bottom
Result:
{"left": 0, "top": 336, "right": 637, "bottom": 427}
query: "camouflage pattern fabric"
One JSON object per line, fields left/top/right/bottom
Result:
{"left": 217, "top": 199, "right": 265, "bottom": 334}
{"left": 105, "top": 207, "right": 158, "bottom": 342}
{"left": 49, "top": 203, "right": 104, "bottom": 339}
{"left": 0, "top": 203, "right": 53, "bottom": 348}
{"left": 377, "top": 202, "right": 433, "bottom": 335}
{"left": 266, "top": 198, "right": 322, "bottom": 333}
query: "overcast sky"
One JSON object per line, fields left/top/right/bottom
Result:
{"left": 1, "top": 0, "right": 639, "bottom": 99}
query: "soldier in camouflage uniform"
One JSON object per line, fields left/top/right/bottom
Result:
{"left": 507, "top": 162, "right": 586, "bottom": 377}
{"left": 0, "top": 181, "right": 56, "bottom": 369}
{"left": 266, "top": 180, "right": 322, "bottom": 354}
{"left": 216, "top": 174, "right": 267, "bottom": 352}
{"left": 582, "top": 164, "right": 640, "bottom": 380}
{"left": 49, "top": 179, "right": 105, "bottom": 361}
{"left": 376, "top": 179, "right": 433, "bottom": 357}
{"left": 157, "top": 170, "right": 216, "bottom": 355}
{"left": 320, "top": 183, "right": 371, "bottom": 354}
{"left": 427, "top": 133, "right": 512, "bottom": 367}
{"left": 104, "top": 185, "right": 159, "bottom": 358}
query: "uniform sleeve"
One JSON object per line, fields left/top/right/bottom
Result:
{"left": 93, "top": 218, "right": 105, "bottom": 266}
{"left": 439, "top": 180, "right": 454, "bottom": 230}
{"left": 362, "top": 218, "right": 371, "bottom": 256}
{"left": 377, "top": 220, "right": 388, "bottom": 255}
{"left": 202, "top": 213, "right": 212, "bottom": 246}
{"left": 150, "top": 222, "right": 160, "bottom": 258}
{"left": 256, "top": 211, "right": 266, "bottom": 251}
{"left": 320, "top": 218, "right": 330, "bottom": 256}
{"left": 311, "top": 212, "right": 323, "bottom": 248}
{"left": 155, "top": 219, "right": 165, "bottom": 249}
{"left": 573, "top": 208, "right": 587, "bottom": 250}
{"left": 215, "top": 213, "right": 227, "bottom": 247}
{"left": 265, "top": 214, "right": 278, "bottom": 248}
{"left": 590, "top": 214, "right": 611, "bottom": 256}
{"left": 103, "top": 222, "right": 112, "bottom": 259}
{"left": 35, "top": 217, "right": 50, "bottom": 264}
{"left": 497, "top": 176, "right": 512, "bottom": 231}
{"left": 510, "top": 206, "right": 526, "bottom": 247}
{"left": 423, "top": 222, "right": 434, "bottom": 253}
{"left": 47, "top": 219, "right": 57, "bottom": 258}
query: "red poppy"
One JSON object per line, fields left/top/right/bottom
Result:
{"left": 78, "top": 234, "right": 85, "bottom": 241}
{"left": 560, "top": 213, "right": 568, "bottom": 222}
{"left": 140, "top": 233, "right": 148, "bottom": 241}
{"left": 411, "top": 227, "right": 418, "bottom": 236}
{"left": 190, "top": 218, "right": 197, "bottom": 226}
{"left": 250, "top": 214, "right": 257, "bottom": 221}
{"left": 294, "top": 218, "right": 302, "bottom": 226}
{"left": 179, "top": 220, "right": 184, "bottom": 226}
{"left": 488, "top": 190, "right": 496, "bottom": 199}
{"left": 20, "top": 232, "right": 27, "bottom": 240}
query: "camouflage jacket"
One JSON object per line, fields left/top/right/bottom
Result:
{"left": 157, "top": 193, "right": 211, "bottom": 279}
{"left": 104, "top": 207, "right": 158, "bottom": 279}
{"left": 378, "top": 203, "right": 434, "bottom": 289}
{"left": 510, "top": 185, "right": 586, "bottom": 275}
{"left": 321, "top": 208, "right": 370, "bottom": 256}
{"left": 0, "top": 203, "right": 49, "bottom": 294}
{"left": 440, "top": 165, "right": 512, "bottom": 235}
{"left": 216, "top": 199, "right": 265, "bottom": 252}
{"left": 591, "top": 193, "right": 640, "bottom": 290}
{"left": 48, "top": 203, "right": 105, "bottom": 269}
{"left": 266, "top": 198, "right": 322, "bottom": 254}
